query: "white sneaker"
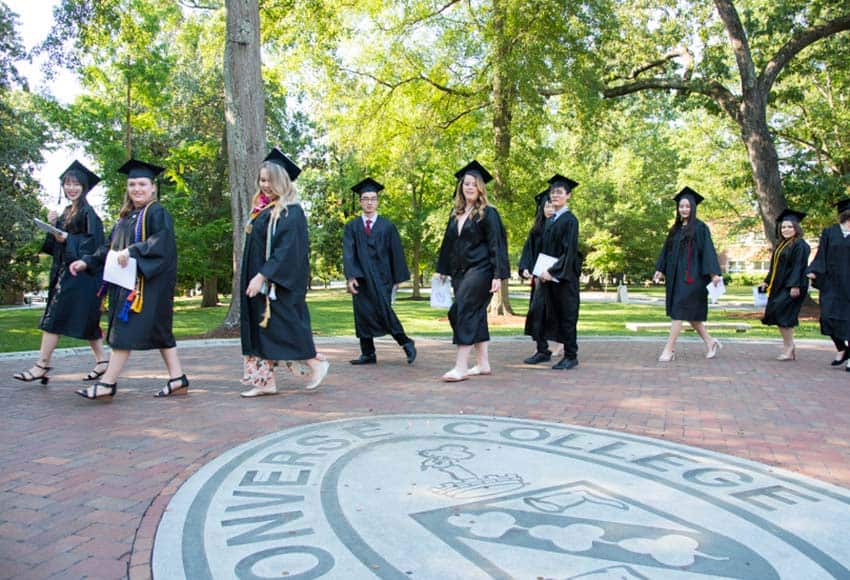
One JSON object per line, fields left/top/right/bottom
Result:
{"left": 240, "top": 386, "right": 278, "bottom": 398}
{"left": 305, "top": 359, "right": 330, "bottom": 391}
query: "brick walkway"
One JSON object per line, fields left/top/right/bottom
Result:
{"left": 1, "top": 336, "right": 848, "bottom": 579}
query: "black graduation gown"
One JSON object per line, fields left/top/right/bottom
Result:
{"left": 655, "top": 220, "right": 721, "bottom": 321}
{"left": 342, "top": 215, "right": 410, "bottom": 339}
{"left": 519, "top": 228, "right": 546, "bottom": 340}
{"left": 806, "top": 225, "right": 850, "bottom": 339}
{"left": 83, "top": 202, "right": 177, "bottom": 350}
{"left": 240, "top": 203, "right": 317, "bottom": 361}
{"left": 761, "top": 238, "right": 810, "bottom": 328}
{"left": 39, "top": 204, "right": 105, "bottom": 340}
{"left": 538, "top": 210, "right": 581, "bottom": 354}
{"left": 436, "top": 206, "right": 509, "bottom": 345}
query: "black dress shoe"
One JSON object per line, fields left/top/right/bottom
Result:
{"left": 402, "top": 341, "right": 417, "bottom": 364}
{"left": 552, "top": 357, "right": 578, "bottom": 370}
{"left": 349, "top": 354, "right": 377, "bottom": 365}
{"left": 831, "top": 350, "right": 850, "bottom": 366}
{"left": 523, "top": 351, "right": 552, "bottom": 365}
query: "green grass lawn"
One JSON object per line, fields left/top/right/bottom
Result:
{"left": 0, "top": 285, "right": 822, "bottom": 353}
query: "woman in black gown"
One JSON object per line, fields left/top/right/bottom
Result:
{"left": 239, "top": 148, "right": 329, "bottom": 397}
{"left": 806, "top": 198, "right": 850, "bottom": 370}
{"left": 652, "top": 187, "right": 723, "bottom": 362}
{"left": 69, "top": 159, "right": 187, "bottom": 399}
{"left": 436, "top": 160, "right": 509, "bottom": 382}
{"left": 13, "top": 161, "right": 107, "bottom": 386}
{"left": 759, "top": 209, "right": 810, "bottom": 361}
{"left": 519, "top": 190, "right": 561, "bottom": 363}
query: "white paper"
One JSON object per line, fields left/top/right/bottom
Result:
{"left": 707, "top": 278, "right": 726, "bottom": 304}
{"left": 532, "top": 253, "right": 559, "bottom": 278}
{"left": 103, "top": 250, "right": 137, "bottom": 290}
{"left": 33, "top": 218, "right": 67, "bottom": 238}
{"left": 430, "top": 275, "right": 453, "bottom": 308}
{"left": 753, "top": 286, "right": 768, "bottom": 308}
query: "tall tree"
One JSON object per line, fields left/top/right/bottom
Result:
{"left": 222, "top": 0, "right": 265, "bottom": 327}
{"left": 588, "top": 0, "right": 850, "bottom": 245}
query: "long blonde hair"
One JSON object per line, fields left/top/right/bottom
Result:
{"left": 453, "top": 172, "right": 490, "bottom": 220}
{"left": 253, "top": 161, "right": 299, "bottom": 221}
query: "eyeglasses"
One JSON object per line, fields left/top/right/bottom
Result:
{"left": 360, "top": 197, "right": 378, "bottom": 202}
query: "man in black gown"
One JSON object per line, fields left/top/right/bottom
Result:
{"left": 536, "top": 174, "right": 582, "bottom": 370}
{"left": 343, "top": 178, "right": 416, "bottom": 365}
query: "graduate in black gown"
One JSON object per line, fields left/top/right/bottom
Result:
{"left": 653, "top": 187, "right": 723, "bottom": 362}
{"left": 436, "top": 160, "right": 509, "bottom": 382}
{"left": 534, "top": 175, "right": 582, "bottom": 370}
{"left": 759, "top": 209, "right": 810, "bottom": 361}
{"left": 343, "top": 177, "right": 416, "bottom": 365}
{"left": 520, "top": 190, "right": 560, "bottom": 362}
{"left": 239, "top": 148, "right": 329, "bottom": 397}
{"left": 69, "top": 159, "right": 187, "bottom": 400}
{"left": 13, "top": 161, "right": 107, "bottom": 386}
{"left": 806, "top": 198, "right": 850, "bottom": 370}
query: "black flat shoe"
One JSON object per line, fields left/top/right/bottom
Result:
{"left": 76, "top": 382, "right": 116, "bottom": 400}
{"left": 13, "top": 363, "right": 51, "bottom": 385}
{"left": 155, "top": 374, "right": 189, "bottom": 397}
{"left": 831, "top": 350, "right": 850, "bottom": 366}
{"left": 83, "top": 360, "right": 110, "bottom": 381}
{"left": 349, "top": 354, "right": 377, "bottom": 365}
{"left": 552, "top": 357, "right": 579, "bottom": 370}
{"left": 402, "top": 341, "right": 417, "bottom": 364}
{"left": 524, "top": 351, "right": 552, "bottom": 365}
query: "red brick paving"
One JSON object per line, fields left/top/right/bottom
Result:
{"left": 1, "top": 337, "right": 849, "bottom": 579}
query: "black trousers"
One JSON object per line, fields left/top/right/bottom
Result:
{"left": 831, "top": 336, "right": 849, "bottom": 352}
{"left": 360, "top": 334, "right": 411, "bottom": 356}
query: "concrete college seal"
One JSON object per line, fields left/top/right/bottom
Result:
{"left": 152, "top": 415, "right": 850, "bottom": 579}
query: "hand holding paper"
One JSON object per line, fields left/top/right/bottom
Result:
{"left": 104, "top": 249, "right": 137, "bottom": 290}
{"left": 707, "top": 277, "right": 726, "bottom": 304}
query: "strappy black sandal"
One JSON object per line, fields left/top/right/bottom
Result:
{"left": 13, "top": 363, "right": 51, "bottom": 386}
{"left": 83, "top": 360, "right": 110, "bottom": 381}
{"left": 155, "top": 374, "right": 189, "bottom": 397}
{"left": 76, "top": 381, "right": 116, "bottom": 400}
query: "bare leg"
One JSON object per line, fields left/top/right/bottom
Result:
{"left": 88, "top": 337, "right": 107, "bottom": 365}
{"left": 451, "top": 345, "right": 473, "bottom": 375}
{"left": 473, "top": 341, "right": 491, "bottom": 373}
{"left": 661, "top": 320, "right": 684, "bottom": 357}
{"left": 14, "top": 332, "right": 59, "bottom": 381}
{"left": 100, "top": 350, "right": 130, "bottom": 385}
{"left": 159, "top": 347, "right": 184, "bottom": 379}
{"left": 779, "top": 327, "right": 795, "bottom": 357}
{"left": 690, "top": 321, "right": 714, "bottom": 348}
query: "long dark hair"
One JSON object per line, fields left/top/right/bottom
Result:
{"left": 530, "top": 199, "right": 549, "bottom": 238}
{"left": 60, "top": 170, "right": 92, "bottom": 232}
{"left": 665, "top": 194, "right": 697, "bottom": 249}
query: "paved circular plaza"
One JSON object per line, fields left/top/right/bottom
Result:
{"left": 1, "top": 337, "right": 849, "bottom": 579}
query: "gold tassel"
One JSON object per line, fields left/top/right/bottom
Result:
{"left": 131, "top": 277, "right": 144, "bottom": 313}
{"left": 259, "top": 292, "right": 271, "bottom": 328}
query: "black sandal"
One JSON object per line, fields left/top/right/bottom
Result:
{"left": 13, "top": 363, "right": 51, "bottom": 386}
{"left": 76, "top": 381, "right": 116, "bottom": 400}
{"left": 83, "top": 360, "right": 110, "bottom": 381}
{"left": 155, "top": 374, "right": 189, "bottom": 397}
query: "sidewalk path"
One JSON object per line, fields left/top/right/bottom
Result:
{"left": 1, "top": 337, "right": 848, "bottom": 579}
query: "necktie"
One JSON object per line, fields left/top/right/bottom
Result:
{"left": 365, "top": 219, "right": 372, "bottom": 235}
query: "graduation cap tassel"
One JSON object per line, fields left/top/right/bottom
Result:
{"left": 131, "top": 277, "right": 144, "bottom": 313}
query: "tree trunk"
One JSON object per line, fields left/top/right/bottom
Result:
{"left": 488, "top": 0, "right": 514, "bottom": 316}
{"left": 739, "top": 107, "right": 786, "bottom": 247}
{"left": 201, "top": 276, "right": 218, "bottom": 307}
{"left": 220, "top": 0, "right": 266, "bottom": 329}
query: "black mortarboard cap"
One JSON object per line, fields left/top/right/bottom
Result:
{"left": 351, "top": 177, "right": 384, "bottom": 196}
{"left": 547, "top": 174, "right": 579, "bottom": 192}
{"left": 834, "top": 198, "right": 850, "bottom": 214}
{"left": 776, "top": 208, "right": 807, "bottom": 223}
{"left": 60, "top": 160, "right": 100, "bottom": 194}
{"left": 454, "top": 160, "right": 493, "bottom": 184}
{"left": 534, "top": 190, "right": 549, "bottom": 207}
{"left": 674, "top": 186, "right": 704, "bottom": 206}
{"left": 118, "top": 159, "right": 165, "bottom": 180}
{"left": 264, "top": 148, "right": 301, "bottom": 181}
